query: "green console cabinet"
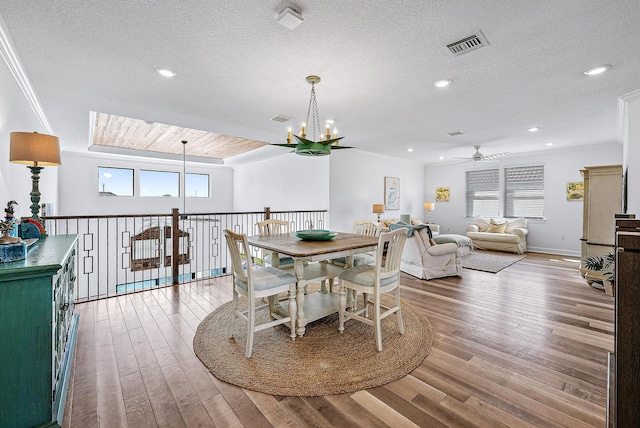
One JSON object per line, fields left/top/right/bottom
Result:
{"left": 0, "top": 235, "right": 78, "bottom": 428}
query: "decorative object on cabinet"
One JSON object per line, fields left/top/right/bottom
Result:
{"left": 0, "top": 234, "right": 78, "bottom": 427}
{"left": 0, "top": 225, "right": 26, "bottom": 263}
{"left": 19, "top": 217, "right": 44, "bottom": 240}
{"left": 384, "top": 176, "right": 400, "bottom": 210}
{"left": 3, "top": 200, "right": 19, "bottom": 238}
{"left": 579, "top": 165, "right": 622, "bottom": 289}
{"left": 9, "top": 132, "right": 61, "bottom": 227}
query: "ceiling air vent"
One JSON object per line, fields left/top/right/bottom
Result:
{"left": 271, "top": 114, "right": 292, "bottom": 123}
{"left": 447, "top": 130, "right": 465, "bottom": 137}
{"left": 446, "top": 30, "right": 489, "bottom": 56}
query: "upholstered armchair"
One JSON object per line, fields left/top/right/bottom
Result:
{"left": 396, "top": 225, "right": 461, "bottom": 280}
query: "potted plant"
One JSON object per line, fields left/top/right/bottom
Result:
{"left": 583, "top": 251, "right": 615, "bottom": 296}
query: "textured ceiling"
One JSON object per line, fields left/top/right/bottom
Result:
{"left": 1, "top": 1, "right": 640, "bottom": 165}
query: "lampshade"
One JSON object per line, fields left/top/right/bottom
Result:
{"left": 10, "top": 132, "right": 61, "bottom": 166}
{"left": 372, "top": 204, "right": 385, "bottom": 214}
{"left": 424, "top": 202, "right": 435, "bottom": 211}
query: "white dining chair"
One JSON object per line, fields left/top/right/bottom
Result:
{"left": 337, "top": 227, "right": 408, "bottom": 352}
{"left": 224, "top": 229, "right": 297, "bottom": 358}
{"left": 256, "top": 219, "right": 295, "bottom": 268}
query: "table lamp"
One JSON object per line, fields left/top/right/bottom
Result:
{"left": 424, "top": 202, "right": 435, "bottom": 223}
{"left": 373, "top": 203, "right": 385, "bottom": 223}
{"left": 10, "top": 132, "right": 61, "bottom": 223}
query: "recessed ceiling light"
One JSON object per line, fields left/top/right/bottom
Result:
{"left": 546, "top": 142, "right": 555, "bottom": 146}
{"left": 407, "top": 148, "right": 414, "bottom": 152}
{"left": 433, "top": 79, "right": 452, "bottom": 88}
{"left": 583, "top": 65, "right": 611, "bottom": 76}
{"left": 439, "top": 156, "right": 445, "bottom": 160}
{"left": 155, "top": 67, "right": 176, "bottom": 77}
{"left": 528, "top": 127, "right": 539, "bottom": 132}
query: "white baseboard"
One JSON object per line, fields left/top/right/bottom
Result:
{"left": 527, "top": 246, "right": 581, "bottom": 257}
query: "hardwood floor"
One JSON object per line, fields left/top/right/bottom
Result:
{"left": 63, "top": 252, "right": 614, "bottom": 427}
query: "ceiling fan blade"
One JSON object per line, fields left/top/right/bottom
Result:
{"left": 480, "top": 152, "right": 509, "bottom": 161}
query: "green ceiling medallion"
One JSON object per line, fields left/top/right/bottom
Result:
{"left": 272, "top": 75, "right": 351, "bottom": 156}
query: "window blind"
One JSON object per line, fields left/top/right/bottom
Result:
{"left": 504, "top": 165, "right": 544, "bottom": 218}
{"left": 466, "top": 169, "right": 499, "bottom": 217}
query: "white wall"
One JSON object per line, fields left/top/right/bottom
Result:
{"left": 425, "top": 142, "right": 623, "bottom": 256}
{"left": 58, "top": 151, "right": 233, "bottom": 215}
{"left": 329, "top": 150, "right": 425, "bottom": 233}
{"left": 0, "top": 58, "right": 58, "bottom": 219}
{"left": 232, "top": 153, "right": 329, "bottom": 212}
{"left": 621, "top": 90, "right": 640, "bottom": 215}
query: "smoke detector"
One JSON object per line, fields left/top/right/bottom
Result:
{"left": 276, "top": 7, "right": 304, "bottom": 30}
{"left": 446, "top": 30, "right": 489, "bottom": 56}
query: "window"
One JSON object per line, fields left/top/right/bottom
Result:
{"left": 466, "top": 169, "right": 499, "bottom": 217}
{"left": 504, "top": 165, "right": 544, "bottom": 219}
{"left": 98, "top": 167, "right": 133, "bottom": 196}
{"left": 185, "top": 173, "right": 209, "bottom": 197}
{"left": 140, "top": 170, "right": 179, "bottom": 197}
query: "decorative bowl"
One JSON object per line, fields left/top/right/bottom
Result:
{"left": 295, "top": 230, "right": 337, "bottom": 241}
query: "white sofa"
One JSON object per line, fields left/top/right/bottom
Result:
{"left": 466, "top": 217, "right": 528, "bottom": 254}
{"left": 395, "top": 225, "right": 462, "bottom": 280}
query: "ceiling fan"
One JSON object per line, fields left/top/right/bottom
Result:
{"left": 456, "top": 145, "right": 509, "bottom": 162}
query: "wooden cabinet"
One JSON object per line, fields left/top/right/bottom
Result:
{"left": 0, "top": 235, "right": 78, "bottom": 428}
{"left": 580, "top": 165, "right": 623, "bottom": 286}
{"left": 610, "top": 218, "right": 640, "bottom": 427}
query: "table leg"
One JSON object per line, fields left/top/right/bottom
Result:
{"left": 269, "top": 251, "right": 284, "bottom": 315}
{"left": 294, "top": 259, "right": 307, "bottom": 336}
{"left": 338, "top": 278, "right": 346, "bottom": 333}
{"left": 345, "top": 255, "right": 357, "bottom": 309}
{"left": 288, "top": 282, "right": 297, "bottom": 340}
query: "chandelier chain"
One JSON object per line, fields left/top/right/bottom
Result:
{"left": 305, "top": 83, "right": 321, "bottom": 141}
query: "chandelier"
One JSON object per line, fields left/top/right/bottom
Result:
{"left": 272, "top": 75, "right": 350, "bottom": 156}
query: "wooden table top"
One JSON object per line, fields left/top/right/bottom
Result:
{"left": 247, "top": 232, "right": 378, "bottom": 260}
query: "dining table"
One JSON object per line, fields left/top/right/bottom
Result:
{"left": 247, "top": 231, "right": 378, "bottom": 336}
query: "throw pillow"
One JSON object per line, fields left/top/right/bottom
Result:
{"left": 475, "top": 217, "right": 490, "bottom": 232}
{"left": 411, "top": 218, "right": 424, "bottom": 226}
{"left": 486, "top": 218, "right": 507, "bottom": 233}
{"left": 505, "top": 217, "right": 526, "bottom": 233}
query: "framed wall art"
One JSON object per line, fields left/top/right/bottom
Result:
{"left": 567, "top": 181, "right": 584, "bottom": 200}
{"left": 436, "top": 187, "right": 450, "bottom": 202}
{"left": 384, "top": 176, "right": 400, "bottom": 210}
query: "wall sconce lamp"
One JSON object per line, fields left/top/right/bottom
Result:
{"left": 10, "top": 132, "right": 61, "bottom": 222}
{"left": 372, "top": 203, "right": 385, "bottom": 223}
{"left": 423, "top": 202, "right": 435, "bottom": 223}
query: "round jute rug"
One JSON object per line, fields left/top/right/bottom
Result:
{"left": 193, "top": 295, "right": 433, "bottom": 396}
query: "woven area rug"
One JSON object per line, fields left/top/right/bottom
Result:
{"left": 193, "top": 294, "right": 433, "bottom": 396}
{"left": 462, "top": 250, "right": 526, "bottom": 273}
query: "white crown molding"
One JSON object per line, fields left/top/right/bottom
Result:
{"left": 0, "top": 13, "right": 53, "bottom": 134}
